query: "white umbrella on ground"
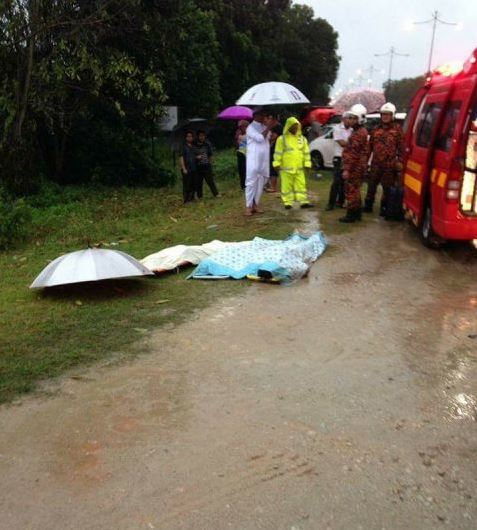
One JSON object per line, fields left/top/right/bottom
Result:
{"left": 30, "top": 248, "right": 154, "bottom": 289}
{"left": 236, "top": 82, "right": 310, "bottom": 106}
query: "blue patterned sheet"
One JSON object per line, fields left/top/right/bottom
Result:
{"left": 189, "top": 232, "right": 327, "bottom": 282}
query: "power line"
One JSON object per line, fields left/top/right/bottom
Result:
{"left": 375, "top": 46, "right": 410, "bottom": 84}
{"left": 412, "top": 10, "right": 459, "bottom": 73}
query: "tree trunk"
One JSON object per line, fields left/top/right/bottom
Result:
{"left": 55, "top": 130, "right": 69, "bottom": 182}
{"left": 12, "top": 0, "right": 37, "bottom": 144}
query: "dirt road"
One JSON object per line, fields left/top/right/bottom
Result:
{"left": 1, "top": 217, "right": 477, "bottom": 530}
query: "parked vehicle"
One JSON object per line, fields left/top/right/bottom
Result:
{"left": 301, "top": 106, "right": 337, "bottom": 127}
{"left": 402, "top": 48, "right": 477, "bottom": 246}
{"left": 309, "top": 124, "right": 340, "bottom": 169}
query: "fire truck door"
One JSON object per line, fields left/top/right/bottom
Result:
{"left": 404, "top": 93, "right": 445, "bottom": 222}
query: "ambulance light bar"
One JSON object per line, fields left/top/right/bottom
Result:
{"left": 434, "top": 62, "right": 463, "bottom": 77}
{"left": 463, "top": 48, "right": 477, "bottom": 74}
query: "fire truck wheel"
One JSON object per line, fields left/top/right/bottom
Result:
{"left": 420, "top": 203, "right": 443, "bottom": 248}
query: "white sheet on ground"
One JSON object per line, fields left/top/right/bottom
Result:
{"left": 141, "top": 240, "right": 239, "bottom": 273}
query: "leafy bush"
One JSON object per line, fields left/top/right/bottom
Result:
{"left": 0, "top": 192, "right": 33, "bottom": 249}
{"left": 25, "top": 181, "right": 95, "bottom": 209}
{"left": 0, "top": 140, "right": 43, "bottom": 197}
{"left": 213, "top": 148, "right": 237, "bottom": 181}
{"left": 64, "top": 116, "right": 176, "bottom": 188}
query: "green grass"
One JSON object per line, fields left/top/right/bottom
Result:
{"left": 0, "top": 151, "right": 354, "bottom": 402}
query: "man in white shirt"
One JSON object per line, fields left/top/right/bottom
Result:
{"left": 325, "top": 113, "right": 352, "bottom": 211}
{"left": 244, "top": 108, "right": 277, "bottom": 216}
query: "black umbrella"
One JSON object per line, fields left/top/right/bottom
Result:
{"left": 168, "top": 118, "right": 212, "bottom": 152}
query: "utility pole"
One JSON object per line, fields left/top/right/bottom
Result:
{"left": 375, "top": 46, "right": 410, "bottom": 85}
{"left": 364, "top": 65, "right": 380, "bottom": 88}
{"left": 412, "top": 10, "right": 458, "bottom": 73}
{"left": 355, "top": 70, "right": 365, "bottom": 88}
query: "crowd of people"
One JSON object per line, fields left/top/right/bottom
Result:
{"left": 180, "top": 102, "right": 404, "bottom": 224}
{"left": 330, "top": 101, "right": 404, "bottom": 222}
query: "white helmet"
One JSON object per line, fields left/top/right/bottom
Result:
{"left": 380, "top": 102, "right": 396, "bottom": 118}
{"left": 348, "top": 103, "right": 367, "bottom": 124}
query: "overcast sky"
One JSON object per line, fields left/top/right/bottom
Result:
{"left": 295, "top": 0, "right": 477, "bottom": 96}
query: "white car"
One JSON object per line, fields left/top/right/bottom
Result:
{"left": 309, "top": 124, "right": 340, "bottom": 169}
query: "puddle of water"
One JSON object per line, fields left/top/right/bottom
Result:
{"left": 448, "top": 392, "right": 477, "bottom": 420}
{"left": 402, "top": 273, "right": 477, "bottom": 422}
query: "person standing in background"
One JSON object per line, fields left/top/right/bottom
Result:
{"left": 267, "top": 124, "right": 283, "bottom": 193}
{"left": 364, "top": 102, "right": 404, "bottom": 215}
{"left": 326, "top": 112, "right": 352, "bottom": 211}
{"left": 180, "top": 130, "right": 198, "bottom": 203}
{"left": 340, "top": 104, "right": 368, "bottom": 223}
{"left": 235, "top": 120, "right": 248, "bottom": 190}
{"left": 244, "top": 108, "right": 276, "bottom": 216}
{"left": 195, "top": 130, "right": 219, "bottom": 198}
{"left": 273, "top": 117, "right": 313, "bottom": 209}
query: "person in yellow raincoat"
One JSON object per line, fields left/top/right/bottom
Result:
{"left": 272, "top": 117, "right": 313, "bottom": 209}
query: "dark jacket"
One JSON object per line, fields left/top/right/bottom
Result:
{"left": 194, "top": 140, "right": 213, "bottom": 169}
{"left": 182, "top": 144, "right": 197, "bottom": 172}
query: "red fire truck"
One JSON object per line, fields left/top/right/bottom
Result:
{"left": 402, "top": 48, "right": 477, "bottom": 246}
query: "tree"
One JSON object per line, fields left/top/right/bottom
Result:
{"left": 280, "top": 4, "right": 339, "bottom": 103}
{"left": 195, "top": 0, "right": 290, "bottom": 104}
{"left": 148, "top": 0, "right": 221, "bottom": 117}
{"left": 383, "top": 75, "right": 425, "bottom": 112}
{"left": 0, "top": 0, "right": 165, "bottom": 190}
{"left": 195, "top": 1, "right": 339, "bottom": 104}
{"left": 0, "top": 0, "right": 341, "bottom": 194}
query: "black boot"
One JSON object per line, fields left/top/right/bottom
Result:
{"left": 339, "top": 210, "right": 357, "bottom": 223}
{"left": 355, "top": 208, "right": 362, "bottom": 221}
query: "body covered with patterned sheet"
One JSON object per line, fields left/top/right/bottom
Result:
{"left": 189, "top": 232, "right": 326, "bottom": 282}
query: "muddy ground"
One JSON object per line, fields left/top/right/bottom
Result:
{"left": 1, "top": 216, "right": 477, "bottom": 530}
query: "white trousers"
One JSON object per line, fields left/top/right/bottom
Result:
{"left": 245, "top": 171, "right": 267, "bottom": 208}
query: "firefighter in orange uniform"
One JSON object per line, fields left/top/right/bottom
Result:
{"left": 340, "top": 104, "right": 368, "bottom": 223}
{"left": 364, "top": 102, "right": 404, "bottom": 215}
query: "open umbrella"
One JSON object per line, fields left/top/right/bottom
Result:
{"left": 217, "top": 105, "right": 252, "bottom": 121}
{"left": 30, "top": 248, "right": 154, "bottom": 289}
{"left": 168, "top": 118, "right": 210, "bottom": 152}
{"left": 236, "top": 82, "right": 310, "bottom": 106}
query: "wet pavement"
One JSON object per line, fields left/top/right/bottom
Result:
{"left": 1, "top": 217, "right": 477, "bottom": 529}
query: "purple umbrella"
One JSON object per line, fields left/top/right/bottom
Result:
{"left": 218, "top": 105, "right": 253, "bottom": 121}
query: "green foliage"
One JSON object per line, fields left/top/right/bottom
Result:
{"left": 0, "top": 191, "right": 32, "bottom": 249}
{"left": 384, "top": 76, "right": 426, "bottom": 112}
{"left": 65, "top": 118, "right": 176, "bottom": 187}
{"left": 195, "top": 0, "right": 339, "bottom": 105}
{"left": 0, "top": 0, "right": 166, "bottom": 191}
{"left": 280, "top": 5, "right": 340, "bottom": 104}
{"left": 0, "top": 1, "right": 339, "bottom": 195}
{"left": 154, "top": 0, "right": 222, "bottom": 117}
{"left": 25, "top": 181, "right": 89, "bottom": 209}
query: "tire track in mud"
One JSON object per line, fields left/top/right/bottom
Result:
{"left": 153, "top": 449, "right": 319, "bottom": 526}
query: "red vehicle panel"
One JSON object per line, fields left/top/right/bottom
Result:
{"left": 403, "top": 48, "right": 477, "bottom": 244}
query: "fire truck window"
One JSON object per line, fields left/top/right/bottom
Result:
{"left": 416, "top": 103, "right": 442, "bottom": 148}
{"left": 466, "top": 105, "right": 477, "bottom": 171}
{"left": 435, "top": 102, "right": 461, "bottom": 152}
{"left": 402, "top": 107, "right": 412, "bottom": 134}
